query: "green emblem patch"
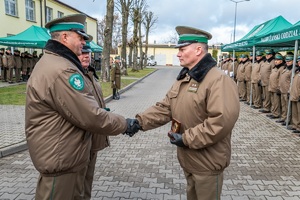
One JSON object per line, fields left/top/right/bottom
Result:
{"left": 69, "top": 74, "right": 84, "bottom": 91}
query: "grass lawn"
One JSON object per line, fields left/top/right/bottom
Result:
{"left": 0, "top": 67, "right": 156, "bottom": 105}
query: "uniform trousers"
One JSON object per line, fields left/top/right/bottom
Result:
{"left": 280, "top": 93, "right": 289, "bottom": 121}
{"left": 291, "top": 101, "right": 300, "bottom": 130}
{"left": 270, "top": 92, "right": 281, "bottom": 117}
{"left": 8, "top": 67, "right": 14, "bottom": 82}
{"left": 252, "top": 83, "right": 261, "bottom": 107}
{"left": 262, "top": 85, "right": 271, "bottom": 111}
{"left": 15, "top": 68, "right": 21, "bottom": 82}
{"left": 238, "top": 81, "right": 246, "bottom": 100}
{"left": 83, "top": 151, "right": 98, "bottom": 200}
{"left": 184, "top": 170, "right": 223, "bottom": 200}
{"left": 35, "top": 166, "right": 87, "bottom": 200}
{"left": 1, "top": 67, "right": 7, "bottom": 81}
{"left": 246, "top": 81, "right": 251, "bottom": 103}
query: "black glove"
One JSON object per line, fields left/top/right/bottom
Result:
{"left": 124, "top": 118, "right": 141, "bottom": 137}
{"left": 244, "top": 80, "right": 246, "bottom": 84}
{"left": 258, "top": 80, "right": 262, "bottom": 86}
{"left": 276, "top": 91, "right": 281, "bottom": 96}
{"left": 287, "top": 93, "right": 290, "bottom": 99}
{"left": 169, "top": 132, "right": 187, "bottom": 148}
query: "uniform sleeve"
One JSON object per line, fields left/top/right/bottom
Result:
{"left": 136, "top": 90, "right": 173, "bottom": 131}
{"left": 183, "top": 75, "right": 240, "bottom": 149}
{"left": 47, "top": 69, "right": 127, "bottom": 135}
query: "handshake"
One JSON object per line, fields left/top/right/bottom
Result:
{"left": 124, "top": 118, "right": 141, "bottom": 137}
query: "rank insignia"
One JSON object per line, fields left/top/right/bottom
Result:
{"left": 187, "top": 82, "right": 199, "bottom": 93}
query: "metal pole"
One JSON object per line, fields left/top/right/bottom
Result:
{"left": 233, "top": 2, "right": 237, "bottom": 42}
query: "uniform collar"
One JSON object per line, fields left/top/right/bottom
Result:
{"left": 177, "top": 53, "right": 217, "bottom": 83}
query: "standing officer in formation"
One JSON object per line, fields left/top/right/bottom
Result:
{"left": 0, "top": 48, "right": 4, "bottom": 81}
{"left": 111, "top": 56, "right": 121, "bottom": 100}
{"left": 289, "top": 56, "right": 300, "bottom": 133}
{"left": 267, "top": 53, "right": 284, "bottom": 119}
{"left": 277, "top": 54, "right": 293, "bottom": 125}
{"left": 236, "top": 54, "right": 247, "bottom": 101}
{"left": 251, "top": 51, "right": 264, "bottom": 109}
{"left": 2, "top": 47, "right": 15, "bottom": 84}
{"left": 14, "top": 49, "right": 22, "bottom": 82}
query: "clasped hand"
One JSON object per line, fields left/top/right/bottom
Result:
{"left": 168, "top": 131, "right": 187, "bottom": 147}
{"left": 124, "top": 118, "right": 141, "bottom": 137}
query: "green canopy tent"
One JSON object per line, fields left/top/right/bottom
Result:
{"left": 255, "top": 21, "right": 300, "bottom": 48}
{"left": 0, "top": 25, "right": 50, "bottom": 48}
{"left": 221, "top": 15, "right": 292, "bottom": 52}
{"left": 89, "top": 41, "right": 103, "bottom": 52}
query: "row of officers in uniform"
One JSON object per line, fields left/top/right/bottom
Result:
{"left": 219, "top": 50, "right": 300, "bottom": 135}
{"left": 0, "top": 47, "right": 42, "bottom": 83}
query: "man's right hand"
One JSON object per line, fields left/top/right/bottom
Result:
{"left": 124, "top": 118, "right": 141, "bottom": 137}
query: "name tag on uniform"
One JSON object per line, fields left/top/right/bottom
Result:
{"left": 187, "top": 82, "right": 199, "bottom": 93}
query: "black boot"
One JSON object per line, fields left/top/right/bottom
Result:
{"left": 113, "top": 89, "right": 117, "bottom": 100}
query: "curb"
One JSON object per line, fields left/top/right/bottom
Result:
{"left": 0, "top": 68, "right": 158, "bottom": 158}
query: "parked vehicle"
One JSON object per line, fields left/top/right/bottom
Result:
{"left": 147, "top": 59, "right": 157, "bottom": 66}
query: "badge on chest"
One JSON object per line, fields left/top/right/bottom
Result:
{"left": 187, "top": 81, "right": 199, "bottom": 93}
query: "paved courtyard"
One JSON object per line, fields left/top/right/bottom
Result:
{"left": 0, "top": 66, "right": 300, "bottom": 199}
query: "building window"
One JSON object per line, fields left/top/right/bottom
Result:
{"left": 57, "top": 11, "right": 64, "bottom": 18}
{"left": 25, "top": 0, "right": 35, "bottom": 21}
{"left": 5, "top": 0, "right": 18, "bottom": 16}
{"left": 46, "top": 7, "right": 53, "bottom": 23}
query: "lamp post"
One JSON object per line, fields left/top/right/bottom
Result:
{"left": 230, "top": 0, "right": 250, "bottom": 42}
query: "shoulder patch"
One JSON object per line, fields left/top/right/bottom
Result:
{"left": 69, "top": 73, "right": 84, "bottom": 91}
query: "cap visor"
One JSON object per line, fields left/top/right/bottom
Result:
{"left": 82, "top": 49, "right": 92, "bottom": 53}
{"left": 75, "top": 30, "right": 89, "bottom": 40}
{"left": 174, "top": 42, "right": 192, "bottom": 48}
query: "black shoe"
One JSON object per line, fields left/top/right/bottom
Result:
{"left": 293, "top": 130, "right": 300, "bottom": 133}
{"left": 259, "top": 110, "right": 270, "bottom": 113}
{"left": 239, "top": 99, "right": 246, "bottom": 102}
{"left": 281, "top": 122, "right": 286, "bottom": 126}
{"left": 269, "top": 115, "right": 279, "bottom": 119}
{"left": 266, "top": 114, "right": 274, "bottom": 118}
{"left": 287, "top": 126, "right": 296, "bottom": 131}
{"left": 276, "top": 120, "right": 284, "bottom": 123}
{"left": 244, "top": 102, "right": 250, "bottom": 105}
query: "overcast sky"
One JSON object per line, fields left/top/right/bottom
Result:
{"left": 60, "top": 0, "right": 299, "bottom": 45}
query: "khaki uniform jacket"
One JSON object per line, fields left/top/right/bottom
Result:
{"left": 25, "top": 44, "right": 127, "bottom": 176}
{"left": 279, "top": 66, "right": 292, "bottom": 94}
{"left": 111, "top": 62, "right": 121, "bottom": 89}
{"left": 14, "top": 55, "right": 22, "bottom": 69}
{"left": 244, "top": 60, "right": 252, "bottom": 82}
{"left": 2, "top": 53, "right": 15, "bottom": 69}
{"left": 260, "top": 57, "right": 274, "bottom": 86}
{"left": 236, "top": 62, "right": 245, "bottom": 82}
{"left": 268, "top": 65, "right": 284, "bottom": 93}
{"left": 136, "top": 62, "right": 240, "bottom": 175}
{"left": 251, "top": 59, "right": 264, "bottom": 83}
{"left": 290, "top": 69, "right": 300, "bottom": 102}
{"left": 0, "top": 54, "right": 3, "bottom": 68}
{"left": 85, "top": 71, "right": 110, "bottom": 152}
{"left": 21, "top": 56, "right": 27, "bottom": 73}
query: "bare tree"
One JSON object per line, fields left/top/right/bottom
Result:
{"left": 130, "top": 0, "right": 146, "bottom": 71}
{"left": 101, "top": 0, "right": 114, "bottom": 81}
{"left": 142, "top": 11, "right": 157, "bottom": 67}
{"left": 112, "top": 14, "right": 122, "bottom": 54}
{"left": 115, "top": 0, "right": 133, "bottom": 74}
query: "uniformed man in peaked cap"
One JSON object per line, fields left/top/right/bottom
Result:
{"left": 129, "top": 26, "right": 240, "bottom": 200}
{"left": 25, "top": 14, "right": 139, "bottom": 199}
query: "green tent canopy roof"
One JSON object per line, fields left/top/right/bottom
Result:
{"left": 0, "top": 25, "right": 50, "bottom": 48}
{"left": 89, "top": 41, "right": 103, "bottom": 52}
{"left": 221, "top": 15, "right": 292, "bottom": 52}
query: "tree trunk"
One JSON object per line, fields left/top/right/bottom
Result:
{"left": 101, "top": 0, "right": 114, "bottom": 81}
